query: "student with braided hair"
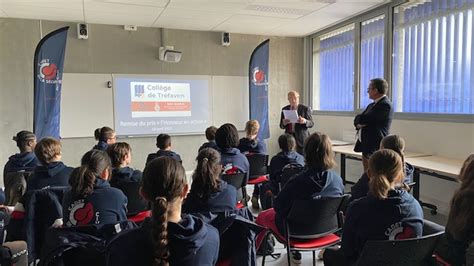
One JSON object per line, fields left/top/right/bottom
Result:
{"left": 110, "top": 157, "right": 219, "bottom": 266}
{"left": 62, "top": 149, "right": 127, "bottom": 226}
{"left": 183, "top": 148, "right": 237, "bottom": 214}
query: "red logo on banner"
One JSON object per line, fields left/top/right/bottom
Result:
{"left": 252, "top": 67, "right": 268, "bottom": 86}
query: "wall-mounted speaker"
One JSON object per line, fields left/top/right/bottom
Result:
{"left": 221, "top": 32, "right": 230, "bottom": 47}
{"left": 77, "top": 23, "right": 88, "bottom": 40}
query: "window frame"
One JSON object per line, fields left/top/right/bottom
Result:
{"left": 306, "top": 0, "right": 474, "bottom": 123}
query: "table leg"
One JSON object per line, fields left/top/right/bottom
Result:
{"left": 341, "top": 154, "right": 346, "bottom": 184}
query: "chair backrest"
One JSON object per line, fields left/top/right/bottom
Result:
{"left": 112, "top": 181, "right": 148, "bottom": 215}
{"left": 286, "top": 196, "right": 346, "bottom": 239}
{"left": 355, "top": 220, "right": 445, "bottom": 266}
{"left": 4, "top": 171, "right": 33, "bottom": 206}
{"left": 246, "top": 154, "right": 268, "bottom": 179}
{"left": 278, "top": 163, "right": 304, "bottom": 192}
{"left": 221, "top": 173, "right": 247, "bottom": 190}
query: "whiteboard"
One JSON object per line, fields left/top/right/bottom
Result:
{"left": 60, "top": 73, "right": 248, "bottom": 138}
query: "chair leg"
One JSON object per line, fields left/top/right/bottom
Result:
{"left": 286, "top": 244, "right": 291, "bottom": 265}
{"left": 312, "top": 250, "right": 316, "bottom": 266}
{"left": 261, "top": 232, "right": 269, "bottom": 266}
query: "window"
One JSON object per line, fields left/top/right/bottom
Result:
{"left": 312, "top": 24, "right": 355, "bottom": 111}
{"left": 392, "top": 0, "right": 474, "bottom": 114}
{"left": 360, "top": 15, "right": 385, "bottom": 109}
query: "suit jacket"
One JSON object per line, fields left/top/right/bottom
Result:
{"left": 279, "top": 104, "right": 314, "bottom": 148}
{"left": 353, "top": 96, "right": 393, "bottom": 155}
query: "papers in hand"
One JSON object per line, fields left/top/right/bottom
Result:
{"left": 283, "top": 110, "right": 298, "bottom": 123}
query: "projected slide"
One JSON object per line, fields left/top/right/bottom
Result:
{"left": 114, "top": 75, "right": 210, "bottom": 136}
{"left": 130, "top": 82, "right": 191, "bottom": 118}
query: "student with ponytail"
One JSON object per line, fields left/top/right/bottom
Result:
{"left": 183, "top": 148, "right": 237, "bottom": 214}
{"left": 111, "top": 157, "right": 219, "bottom": 266}
{"left": 323, "top": 149, "right": 423, "bottom": 265}
{"left": 62, "top": 150, "right": 127, "bottom": 226}
{"left": 92, "top": 126, "right": 116, "bottom": 151}
{"left": 351, "top": 134, "right": 415, "bottom": 201}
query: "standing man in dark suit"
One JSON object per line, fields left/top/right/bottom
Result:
{"left": 354, "top": 78, "right": 393, "bottom": 172}
{"left": 280, "top": 91, "right": 314, "bottom": 155}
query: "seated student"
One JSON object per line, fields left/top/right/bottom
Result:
{"left": 4, "top": 130, "right": 40, "bottom": 177}
{"left": 183, "top": 148, "right": 237, "bottom": 214}
{"left": 269, "top": 134, "right": 305, "bottom": 185}
{"left": 237, "top": 120, "right": 266, "bottom": 154}
{"left": 109, "top": 157, "right": 219, "bottom": 266}
{"left": 198, "top": 126, "right": 218, "bottom": 152}
{"left": 323, "top": 149, "right": 423, "bottom": 266}
{"left": 106, "top": 142, "right": 146, "bottom": 214}
{"left": 3, "top": 130, "right": 41, "bottom": 204}
{"left": 145, "top": 133, "right": 182, "bottom": 165}
{"left": 351, "top": 135, "right": 414, "bottom": 201}
{"left": 256, "top": 132, "right": 344, "bottom": 264}
{"left": 26, "top": 137, "right": 74, "bottom": 191}
{"left": 435, "top": 154, "right": 474, "bottom": 266}
{"left": 238, "top": 120, "right": 266, "bottom": 209}
{"left": 92, "top": 126, "right": 116, "bottom": 151}
{"left": 215, "top": 123, "right": 250, "bottom": 180}
{"left": 63, "top": 150, "right": 127, "bottom": 226}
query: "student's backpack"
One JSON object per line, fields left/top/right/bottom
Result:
{"left": 3, "top": 171, "right": 33, "bottom": 206}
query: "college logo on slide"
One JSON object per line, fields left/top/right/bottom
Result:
{"left": 252, "top": 67, "right": 268, "bottom": 86}
{"left": 37, "top": 59, "right": 61, "bottom": 84}
{"left": 67, "top": 200, "right": 96, "bottom": 226}
{"left": 134, "top": 84, "right": 145, "bottom": 97}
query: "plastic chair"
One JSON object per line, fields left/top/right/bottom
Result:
{"left": 111, "top": 181, "right": 148, "bottom": 216}
{"left": 221, "top": 173, "right": 248, "bottom": 207}
{"left": 3, "top": 170, "right": 33, "bottom": 206}
{"left": 277, "top": 163, "right": 304, "bottom": 193}
{"left": 355, "top": 219, "right": 445, "bottom": 266}
{"left": 261, "top": 195, "right": 349, "bottom": 266}
{"left": 246, "top": 154, "right": 269, "bottom": 185}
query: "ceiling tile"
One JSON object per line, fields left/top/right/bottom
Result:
{"left": 84, "top": 1, "right": 162, "bottom": 26}
{"left": 213, "top": 14, "right": 293, "bottom": 35}
{"left": 153, "top": 8, "right": 232, "bottom": 30}
{"left": 91, "top": 0, "right": 169, "bottom": 7}
{"left": 167, "top": 0, "right": 251, "bottom": 13}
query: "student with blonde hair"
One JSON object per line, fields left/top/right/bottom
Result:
{"left": 436, "top": 154, "right": 474, "bottom": 265}
{"left": 323, "top": 149, "right": 423, "bottom": 265}
{"left": 238, "top": 120, "right": 266, "bottom": 154}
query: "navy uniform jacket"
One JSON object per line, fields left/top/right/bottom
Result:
{"left": 354, "top": 96, "right": 393, "bottom": 155}
{"left": 341, "top": 189, "right": 423, "bottom": 263}
{"left": 109, "top": 215, "right": 219, "bottom": 266}
{"left": 92, "top": 141, "right": 108, "bottom": 151}
{"left": 110, "top": 167, "right": 142, "bottom": 185}
{"left": 182, "top": 181, "right": 237, "bottom": 214}
{"left": 351, "top": 162, "right": 414, "bottom": 201}
{"left": 26, "top": 161, "right": 74, "bottom": 191}
{"left": 273, "top": 168, "right": 344, "bottom": 233}
{"left": 237, "top": 138, "right": 266, "bottom": 154}
{"left": 146, "top": 150, "right": 182, "bottom": 165}
{"left": 269, "top": 151, "right": 305, "bottom": 182}
{"left": 198, "top": 140, "right": 218, "bottom": 152}
{"left": 62, "top": 178, "right": 127, "bottom": 226}
{"left": 279, "top": 104, "right": 314, "bottom": 150}
{"left": 219, "top": 148, "right": 250, "bottom": 181}
{"left": 3, "top": 152, "right": 41, "bottom": 178}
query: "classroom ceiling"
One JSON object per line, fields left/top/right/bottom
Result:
{"left": 0, "top": 0, "right": 388, "bottom": 37}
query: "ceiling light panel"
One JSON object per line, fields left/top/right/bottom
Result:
{"left": 92, "top": 0, "right": 169, "bottom": 7}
